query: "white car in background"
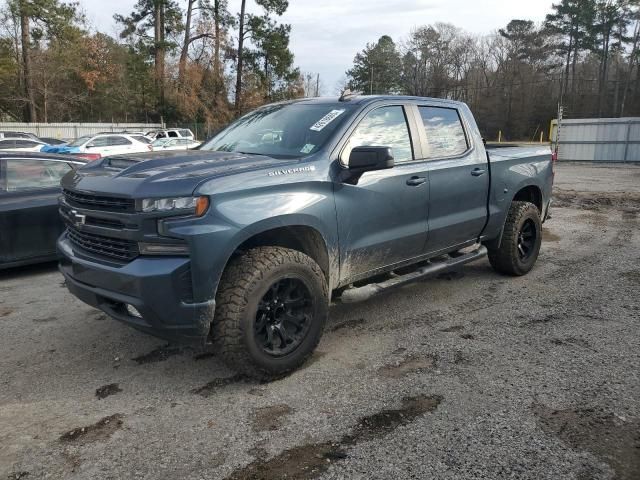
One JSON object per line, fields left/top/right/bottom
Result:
{"left": 145, "top": 129, "right": 195, "bottom": 141}
{"left": 151, "top": 138, "right": 201, "bottom": 151}
{"left": 41, "top": 133, "right": 152, "bottom": 158}
{"left": 0, "top": 138, "right": 47, "bottom": 152}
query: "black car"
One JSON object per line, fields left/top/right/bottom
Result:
{"left": 39, "top": 137, "right": 68, "bottom": 146}
{"left": 0, "top": 153, "right": 87, "bottom": 269}
{"left": 0, "top": 131, "right": 40, "bottom": 140}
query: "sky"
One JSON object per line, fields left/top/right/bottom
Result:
{"left": 81, "top": 0, "right": 554, "bottom": 94}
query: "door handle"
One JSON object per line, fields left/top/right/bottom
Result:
{"left": 406, "top": 176, "right": 427, "bottom": 186}
{"left": 471, "top": 168, "right": 486, "bottom": 177}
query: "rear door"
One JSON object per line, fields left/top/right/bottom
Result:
{"left": 334, "top": 103, "right": 430, "bottom": 283}
{"left": 0, "top": 158, "right": 74, "bottom": 265}
{"left": 411, "top": 104, "right": 489, "bottom": 253}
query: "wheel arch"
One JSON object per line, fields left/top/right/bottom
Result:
{"left": 485, "top": 183, "right": 544, "bottom": 250}
{"left": 511, "top": 184, "right": 543, "bottom": 213}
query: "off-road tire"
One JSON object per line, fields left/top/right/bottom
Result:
{"left": 211, "top": 246, "right": 328, "bottom": 380}
{"left": 488, "top": 201, "right": 542, "bottom": 276}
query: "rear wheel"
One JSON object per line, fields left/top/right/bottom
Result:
{"left": 212, "top": 246, "right": 328, "bottom": 379}
{"left": 488, "top": 201, "right": 542, "bottom": 276}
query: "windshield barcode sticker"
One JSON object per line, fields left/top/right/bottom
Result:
{"left": 310, "top": 109, "right": 345, "bottom": 131}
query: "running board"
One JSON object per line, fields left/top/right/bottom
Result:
{"left": 339, "top": 245, "right": 488, "bottom": 304}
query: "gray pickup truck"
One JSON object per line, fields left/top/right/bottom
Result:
{"left": 57, "top": 95, "right": 553, "bottom": 378}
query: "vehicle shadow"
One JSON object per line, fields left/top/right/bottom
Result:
{"left": 0, "top": 261, "right": 58, "bottom": 281}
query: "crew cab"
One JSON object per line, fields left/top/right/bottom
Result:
{"left": 57, "top": 95, "right": 553, "bottom": 378}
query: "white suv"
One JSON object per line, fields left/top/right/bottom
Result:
{"left": 145, "top": 129, "right": 195, "bottom": 141}
{"left": 42, "top": 133, "right": 152, "bottom": 158}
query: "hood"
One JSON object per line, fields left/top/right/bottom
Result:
{"left": 61, "top": 150, "right": 297, "bottom": 197}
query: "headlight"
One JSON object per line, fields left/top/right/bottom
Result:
{"left": 139, "top": 196, "right": 209, "bottom": 216}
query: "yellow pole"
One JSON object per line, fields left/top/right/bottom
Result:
{"left": 498, "top": 130, "right": 502, "bottom": 143}
{"left": 540, "top": 131, "right": 543, "bottom": 143}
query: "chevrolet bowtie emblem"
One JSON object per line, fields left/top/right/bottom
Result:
{"left": 70, "top": 209, "right": 86, "bottom": 227}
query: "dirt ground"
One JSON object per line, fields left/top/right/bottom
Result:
{"left": 1, "top": 162, "right": 639, "bottom": 480}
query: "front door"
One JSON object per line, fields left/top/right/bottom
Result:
{"left": 0, "top": 158, "right": 73, "bottom": 265}
{"left": 334, "top": 104, "right": 429, "bottom": 283}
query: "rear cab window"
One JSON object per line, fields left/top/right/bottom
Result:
{"left": 417, "top": 106, "right": 469, "bottom": 158}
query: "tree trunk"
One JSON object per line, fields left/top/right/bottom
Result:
{"left": 598, "top": 24, "right": 611, "bottom": 117}
{"left": 214, "top": 0, "right": 221, "bottom": 96}
{"left": 178, "top": 0, "right": 195, "bottom": 84}
{"left": 235, "top": 0, "right": 247, "bottom": 114}
{"left": 154, "top": 0, "right": 165, "bottom": 110}
{"left": 563, "top": 26, "right": 574, "bottom": 101}
{"left": 19, "top": 4, "right": 36, "bottom": 122}
{"left": 620, "top": 20, "right": 640, "bottom": 116}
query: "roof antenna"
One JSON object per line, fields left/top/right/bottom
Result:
{"left": 339, "top": 89, "right": 362, "bottom": 102}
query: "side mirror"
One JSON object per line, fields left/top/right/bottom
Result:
{"left": 86, "top": 144, "right": 95, "bottom": 149}
{"left": 348, "top": 146, "right": 394, "bottom": 172}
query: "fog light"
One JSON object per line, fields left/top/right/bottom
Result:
{"left": 126, "top": 304, "right": 142, "bottom": 318}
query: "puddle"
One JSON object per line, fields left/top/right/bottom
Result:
{"left": 191, "top": 374, "right": 252, "bottom": 397}
{"left": 550, "top": 337, "right": 592, "bottom": 350}
{"left": 542, "top": 228, "right": 561, "bottom": 242}
{"left": 330, "top": 318, "right": 366, "bottom": 332}
{"left": 553, "top": 191, "right": 640, "bottom": 211}
{"left": 621, "top": 270, "right": 640, "bottom": 285}
{"left": 440, "top": 325, "right": 464, "bottom": 333}
{"left": 95, "top": 383, "right": 122, "bottom": 400}
{"left": 32, "top": 316, "right": 57, "bottom": 323}
{"left": 59, "top": 414, "right": 124, "bottom": 444}
{"left": 252, "top": 404, "right": 295, "bottom": 432}
{"left": 227, "top": 394, "right": 442, "bottom": 480}
{"left": 533, "top": 404, "right": 640, "bottom": 480}
{"left": 378, "top": 355, "right": 436, "bottom": 378}
{"left": 132, "top": 345, "right": 188, "bottom": 364}
{"left": 0, "top": 307, "right": 14, "bottom": 317}
{"left": 453, "top": 350, "right": 471, "bottom": 365}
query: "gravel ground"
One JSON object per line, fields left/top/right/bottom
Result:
{"left": 1, "top": 162, "right": 639, "bottom": 480}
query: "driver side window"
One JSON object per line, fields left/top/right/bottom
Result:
{"left": 5, "top": 159, "right": 71, "bottom": 191}
{"left": 343, "top": 106, "right": 413, "bottom": 164}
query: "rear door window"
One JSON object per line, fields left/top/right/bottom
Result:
{"left": 417, "top": 106, "right": 469, "bottom": 158}
{"left": 15, "top": 140, "right": 40, "bottom": 148}
{"left": 104, "top": 136, "right": 131, "bottom": 146}
{"left": 168, "top": 131, "right": 179, "bottom": 138}
{"left": 0, "top": 140, "right": 16, "bottom": 149}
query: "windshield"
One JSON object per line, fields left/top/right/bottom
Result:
{"left": 68, "top": 135, "right": 92, "bottom": 147}
{"left": 200, "top": 102, "right": 354, "bottom": 159}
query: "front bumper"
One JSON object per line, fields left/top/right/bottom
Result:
{"left": 58, "top": 233, "right": 214, "bottom": 344}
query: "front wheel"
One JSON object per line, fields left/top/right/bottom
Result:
{"left": 487, "top": 201, "right": 542, "bottom": 276}
{"left": 212, "top": 246, "right": 328, "bottom": 379}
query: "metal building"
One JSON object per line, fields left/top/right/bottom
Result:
{"left": 550, "top": 117, "right": 640, "bottom": 162}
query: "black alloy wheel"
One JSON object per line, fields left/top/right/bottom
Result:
{"left": 517, "top": 218, "right": 537, "bottom": 261}
{"left": 255, "top": 277, "right": 313, "bottom": 357}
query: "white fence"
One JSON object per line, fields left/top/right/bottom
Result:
{"left": 550, "top": 117, "right": 640, "bottom": 162}
{"left": 0, "top": 122, "right": 163, "bottom": 140}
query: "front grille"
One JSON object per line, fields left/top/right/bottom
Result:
{"left": 85, "top": 217, "right": 125, "bottom": 229}
{"left": 67, "top": 227, "right": 139, "bottom": 261}
{"left": 63, "top": 189, "right": 135, "bottom": 212}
